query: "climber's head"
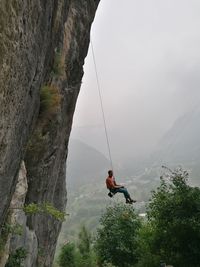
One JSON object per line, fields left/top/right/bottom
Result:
{"left": 108, "top": 170, "right": 113, "bottom": 177}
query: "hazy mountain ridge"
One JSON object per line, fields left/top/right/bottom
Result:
{"left": 138, "top": 108, "right": 200, "bottom": 186}
{"left": 67, "top": 107, "right": 200, "bottom": 192}
{"left": 157, "top": 108, "right": 200, "bottom": 162}
{"left": 67, "top": 139, "right": 110, "bottom": 189}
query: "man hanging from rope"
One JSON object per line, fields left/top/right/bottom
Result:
{"left": 106, "top": 170, "right": 136, "bottom": 204}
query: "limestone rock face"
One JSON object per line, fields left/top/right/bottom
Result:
{"left": 0, "top": 0, "right": 59, "bottom": 225}
{"left": 0, "top": 0, "right": 100, "bottom": 266}
{"left": 9, "top": 161, "right": 38, "bottom": 267}
{"left": 0, "top": 162, "right": 38, "bottom": 267}
{"left": 9, "top": 162, "right": 38, "bottom": 267}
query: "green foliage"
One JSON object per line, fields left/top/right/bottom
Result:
{"left": 52, "top": 50, "right": 64, "bottom": 77}
{"left": 102, "top": 262, "right": 117, "bottom": 267}
{"left": 139, "top": 168, "right": 200, "bottom": 267}
{"left": 24, "top": 203, "right": 66, "bottom": 221}
{"left": 135, "top": 222, "right": 160, "bottom": 267}
{"left": 23, "top": 203, "right": 40, "bottom": 214}
{"left": 43, "top": 203, "right": 66, "bottom": 221}
{"left": 5, "top": 247, "right": 27, "bottom": 267}
{"left": 75, "top": 226, "right": 97, "bottom": 267}
{"left": 1, "top": 222, "right": 22, "bottom": 238}
{"left": 77, "top": 225, "right": 91, "bottom": 257}
{"left": 39, "top": 85, "right": 61, "bottom": 117}
{"left": 26, "top": 84, "right": 61, "bottom": 161}
{"left": 58, "top": 243, "right": 76, "bottom": 267}
{"left": 57, "top": 226, "right": 97, "bottom": 267}
{"left": 4, "top": 223, "right": 23, "bottom": 236}
{"left": 95, "top": 203, "right": 141, "bottom": 267}
{"left": 0, "top": 218, "right": 23, "bottom": 257}
{"left": 25, "top": 129, "right": 46, "bottom": 163}
{"left": 0, "top": 223, "right": 10, "bottom": 256}
{"left": 75, "top": 251, "right": 95, "bottom": 267}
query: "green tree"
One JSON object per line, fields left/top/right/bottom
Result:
{"left": 136, "top": 222, "right": 160, "bottom": 267}
{"left": 58, "top": 226, "right": 97, "bottom": 267}
{"left": 5, "top": 247, "right": 27, "bottom": 267}
{"left": 58, "top": 243, "right": 76, "bottom": 267}
{"left": 95, "top": 203, "right": 141, "bottom": 267}
{"left": 139, "top": 168, "right": 200, "bottom": 267}
{"left": 77, "top": 225, "right": 91, "bottom": 257}
{"left": 76, "top": 225, "right": 97, "bottom": 267}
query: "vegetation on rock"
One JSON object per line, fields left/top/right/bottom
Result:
{"left": 52, "top": 49, "right": 64, "bottom": 77}
{"left": 0, "top": 215, "right": 23, "bottom": 259}
{"left": 5, "top": 247, "right": 27, "bottom": 267}
{"left": 24, "top": 202, "right": 66, "bottom": 222}
{"left": 39, "top": 85, "right": 61, "bottom": 118}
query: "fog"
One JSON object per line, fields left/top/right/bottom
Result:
{"left": 71, "top": 0, "right": 200, "bottom": 164}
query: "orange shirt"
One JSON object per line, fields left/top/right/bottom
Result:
{"left": 106, "top": 176, "right": 116, "bottom": 189}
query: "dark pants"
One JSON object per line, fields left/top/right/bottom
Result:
{"left": 110, "top": 187, "right": 131, "bottom": 200}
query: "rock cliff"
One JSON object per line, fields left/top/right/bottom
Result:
{"left": 0, "top": 0, "right": 100, "bottom": 266}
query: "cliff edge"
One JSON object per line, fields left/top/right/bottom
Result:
{"left": 0, "top": 0, "right": 100, "bottom": 266}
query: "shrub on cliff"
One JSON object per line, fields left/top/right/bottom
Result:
{"left": 5, "top": 247, "right": 27, "bottom": 267}
{"left": 52, "top": 50, "right": 64, "bottom": 77}
{"left": 24, "top": 202, "right": 66, "bottom": 221}
{"left": 39, "top": 85, "right": 61, "bottom": 117}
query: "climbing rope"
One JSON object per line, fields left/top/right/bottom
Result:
{"left": 91, "top": 40, "right": 200, "bottom": 181}
{"left": 91, "top": 40, "right": 114, "bottom": 171}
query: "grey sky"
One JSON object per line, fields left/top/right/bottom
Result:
{"left": 71, "top": 0, "right": 200, "bottom": 163}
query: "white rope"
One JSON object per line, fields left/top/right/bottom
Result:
{"left": 91, "top": 40, "right": 114, "bottom": 171}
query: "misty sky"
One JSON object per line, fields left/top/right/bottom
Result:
{"left": 70, "top": 0, "right": 200, "bottom": 163}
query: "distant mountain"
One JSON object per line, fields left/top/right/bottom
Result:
{"left": 120, "top": 107, "right": 200, "bottom": 187}
{"left": 153, "top": 108, "right": 200, "bottom": 164}
{"left": 66, "top": 139, "right": 110, "bottom": 189}
{"left": 68, "top": 108, "right": 200, "bottom": 187}
{"left": 142, "top": 107, "right": 200, "bottom": 185}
